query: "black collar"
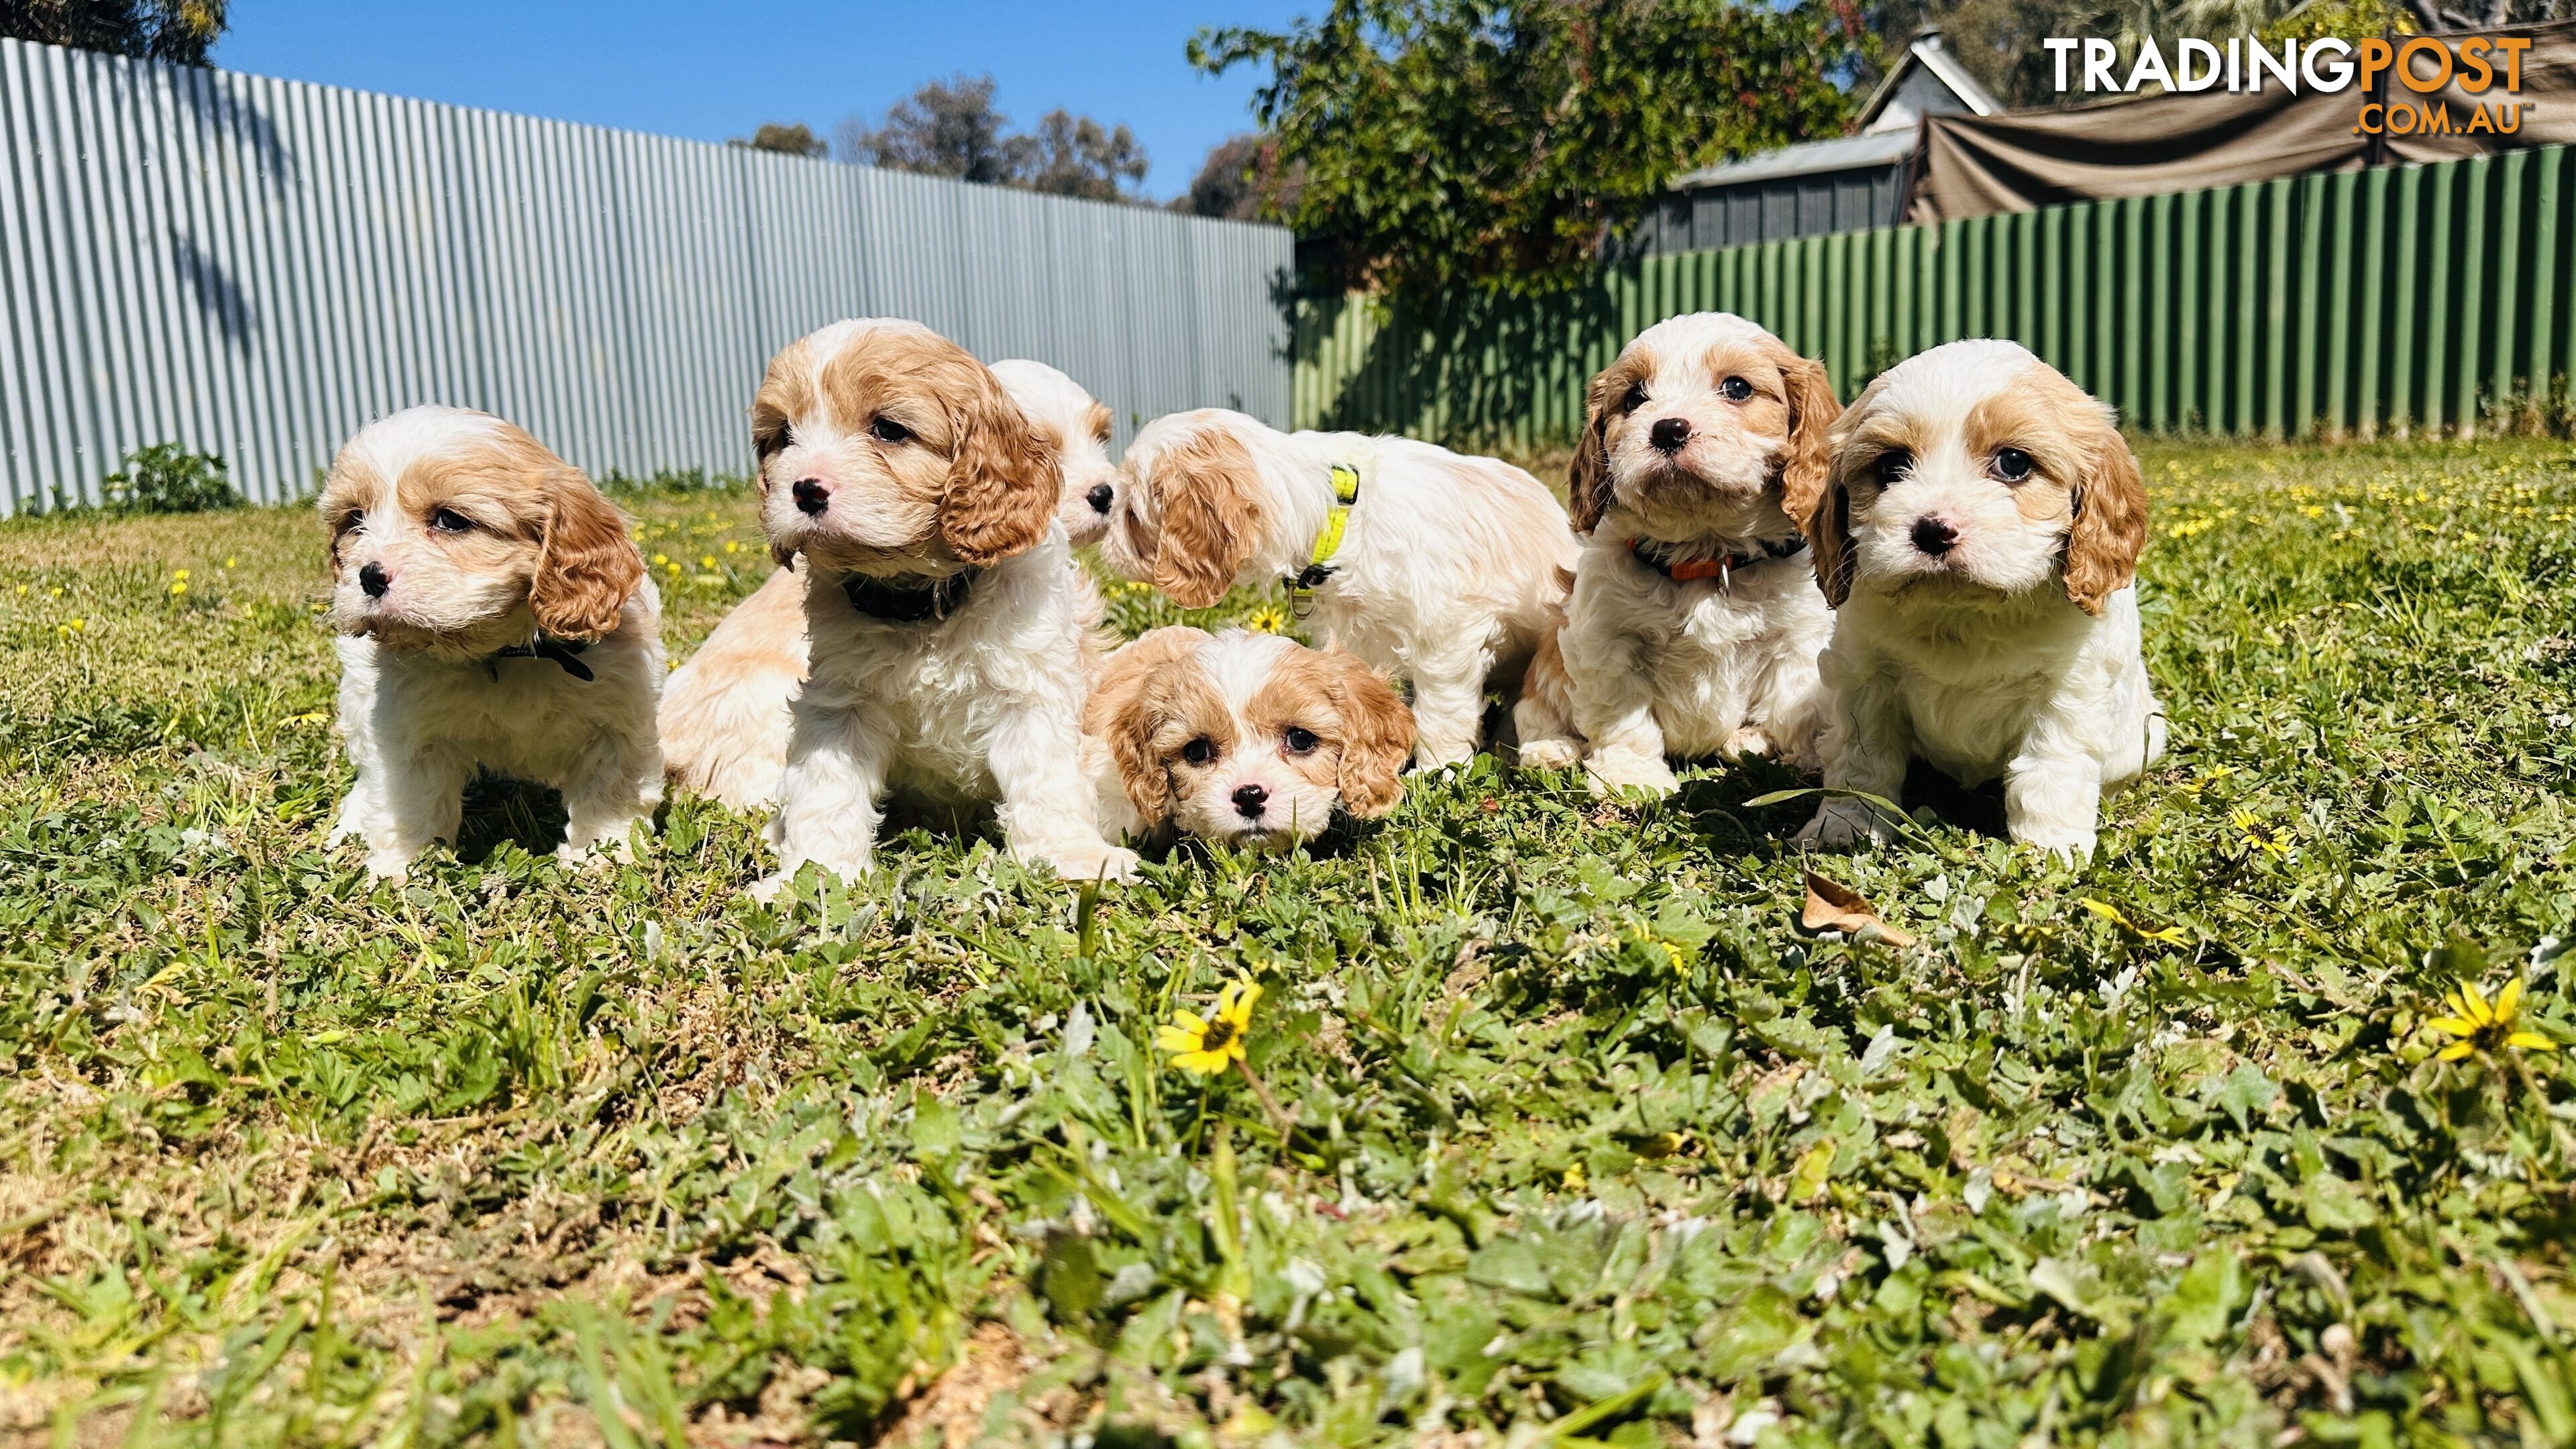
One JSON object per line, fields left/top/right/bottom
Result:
{"left": 842, "top": 567, "right": 979, "bottom": 624}
{"left": 1627, "top": 534, "right": 1807, "bottom": 584}
{"left": 486, "top": 635, "right": 594, "bottom": 681}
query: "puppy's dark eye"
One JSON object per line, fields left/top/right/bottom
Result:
{"left": 1872, "top": 449, "right": 1913, "bottom": 486}
{"left": 1180, "top": 737, "right": 1217, "bottom": 766}
{"left": 1619, "top": 380, "right": 1648, "bottom": 414}
{"left": 867, "top": 417, "right": 912, "bottom": 445}
{"left": 1990, "top": 447, "right": 2035, "bottom": 482}
{"left": 1281, "top": 727, "right": 1320, "bottom": 755}
{"left": 337, "top": 509, "right": 364, "bottom": 535}
{"left": 429, "top": 507, "right": 474, "bottom": 534}
{"left": 1720, "top": 376, "right": 1754, "bottom": 402}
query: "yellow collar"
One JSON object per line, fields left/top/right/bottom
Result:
{"left": 1287, "top": 462, "right": 1362, "bottom": 599}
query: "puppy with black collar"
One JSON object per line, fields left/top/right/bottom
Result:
{"left": 747, "top": 319, "right": 1136, "bottom": 896}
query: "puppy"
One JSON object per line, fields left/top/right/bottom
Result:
{"left": 990, "top": 358, "right": 1120, "bottom": 548}
{"left": 1097, "top": 410, "right": 1575, "bottom": 768}
{"left": 1084, "top": 626, "right": 1413, "bottom": 847}
{"left": 1513, "top": 313, "right": 1841, "bottom": 796}
{"left": 659, "top": 358, "right": 1119, "bottom": 812}
{"left": 321, "top": 405, "right": 662, "bottom": 878}
{"left": 747, "top": 320, "right": 1134, "bottom": 893}
{"left": 1799, "top": 339, "right": 2165, "bottom": 861}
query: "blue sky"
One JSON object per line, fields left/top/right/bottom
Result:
{"left": 214, "top": 2, "right": 1310, "bottom": 200}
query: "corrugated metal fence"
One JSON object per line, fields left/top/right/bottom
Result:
{"left": 1297, "top": 143, "right": 2576, "bottom": 447}
{"left": 0, "top": 36, "right": 1295, "bottom": 514}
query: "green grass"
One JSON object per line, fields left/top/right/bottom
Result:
{"left": 3, "top": 439, "right": 2575, "bottom": 1448}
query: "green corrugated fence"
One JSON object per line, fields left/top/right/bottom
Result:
{"left": 1293, "top": 143, "right": 2576, "bottom": 446}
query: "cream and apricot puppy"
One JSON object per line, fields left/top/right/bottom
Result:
{"left": 1097, "top": 411, "right": 1574, "bottom": 768}
{"left": 1799, "top": 339, "right": 2165, "bottom": 861}
{"left": 659, "top": 358, "right": 1118, "bottom": 812}
{"left": 747, "top": 320, "right": 1134, "bottom": 893}
{"left": 990, "top": 358, "right": 1120, "bottom": 548}
{"left": 322, "top": 405, "right": 662, "bottom": 878}
{"left": 1084, "top": 627, "right": 1413, "bottom": 847}
{"left": 1513, "top": 313, "right": 1841, "bottom": 796}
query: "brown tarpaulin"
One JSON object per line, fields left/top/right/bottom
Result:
{"left": 1907, "top": 19, "right": 2576, "bottom": 222}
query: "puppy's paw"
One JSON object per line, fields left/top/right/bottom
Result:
{"left": 362, "top": 845, "right": 417, "bottom": 881}
{"left": 1411, "top": 740, "right": 1479, "bottom": 772}
{"left": 555, "top": 833, "right": 637, "bottom": 872}
{"left": 1585, "top": 751, "right": 1678, "bottom": 800}
{"left": 1040, "top": 839, "right": 1141, "bottom": 884}
{"left": 1516, "top": 737, "right": 1582, "bottom": 771}
{"left": 1721, "top": 727, "right": 1776, "bottom": 761}
{"left": 1800, "top": 798, "right": 1892, "bottom": 849}
{"left": 748, "top": 871, "right": 791, "bottom": 904}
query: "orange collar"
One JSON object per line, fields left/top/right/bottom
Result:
{"left": 1625, "top": 535, "right": 1807, "bottom": 584}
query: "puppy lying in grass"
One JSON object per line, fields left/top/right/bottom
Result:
{"left": 1084, "top": 626, "right": 1414, "bottom": 849}
{"left": 321, "top": 406, "right": 662, "bottom": 879}
{"left": 1096, "top": 409, "right": 1572, "bottom": 769}
{"left": 1800, "top": 339, "right": 2166, "bottom": 861}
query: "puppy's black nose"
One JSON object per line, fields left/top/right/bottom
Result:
{"left": 1231, "top": 784, "right": 1269, "bottom": 819}
{"left": 1911, "top": 516, "right": 1958, "bottom": 556}
{"left": 1085, "top": 482, "right": 1114, "bottom": 515}
{"left": 1649, "top": 417, "right": 1691, "bottom": 453}
{"left": 358, "top": 561, "right": 389, "bottom": 598}
{"left": 792, "top": 478, "right": 830, "bottom": 516}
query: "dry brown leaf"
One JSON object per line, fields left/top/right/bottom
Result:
{"left": 1800, "top": 872, "right": 1917, "bottom": 948}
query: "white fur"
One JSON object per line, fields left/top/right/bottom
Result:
{"left": 1802, "top": 340, "right": 2167, "bottom": 861}
{"left": 1102, "top": 411, "right": 1576, "bottom": 767}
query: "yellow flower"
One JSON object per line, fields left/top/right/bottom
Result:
{"left": 1562, "top": 1160, "right": 1587, "bottom": 1191}
{"left": 700, "top": 555, "right": 717, "bottom": 570}
{"left": 170, "top": 582, "right": 188, "bottom": 595}
{"left": 1157, "top": 978, "right": 1261, "bottom": 1075}
{"left": 724, "top": 540, "right": 741, "bottom": 554}
{"left": 2425, "top": 978, "right": 2557, "bottom": 1062}
{"left": 172, "top": 569, "right": 189, "bottom": 581}
{"left": 2232, "top": 809, "right": 2288, "bottom": 858}
{"left": 652, "top": 553, "right": 669, "bottom": 566}
{"left": 1243, "top": 602, "right": 1291, "bottom": 635}
{"left": 223, "top": 557, "right": 236, "bottom": 569}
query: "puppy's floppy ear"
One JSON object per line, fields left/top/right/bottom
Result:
{"left": 941, "top": 365, "right": 1060, "bottom": 566}
{"left": 1327, "top": 648, "right": 1414, "bottom": 818}
{"left": 1089, "top": 627, "right": 1210, "bottom": 829}
{"left": 531, "top": 476, "right": 645, "bottom": 639}
{"left": 749, "top": 339, "right": 809, "bottom": 568}
{"left": 1773, "top": 351, "right": 1841, "bottom": 525}
{"left": 1566, "top": 372, "right": 1617, "bottom": 535}
{"left": 1809, "top": 475, "right": 1856, "bottom": 608}
{"left": 1151, "top": 429, "right": 1262, "bottom": 609}
{"left": 2063, "top": 409, "right": 2147, "bottom": 615}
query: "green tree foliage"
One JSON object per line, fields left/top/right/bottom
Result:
{"left": 1190, "top": 0, "right": 1867, "bottom": 293}
{"left": 729, "top": 121, "right": 828, "bottom": 159}
{"left": 837, "top": 74, "right": 1151, "bottom": 203}
{"left": 1176, "top": 133, "right": 1291, "bottom": 221}
{"left": 1, "top": 0, "right": 225, "bottom": 63}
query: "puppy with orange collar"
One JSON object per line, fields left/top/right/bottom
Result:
{"left": 1514, "top": 313, "right": 1842, "bottom": 795}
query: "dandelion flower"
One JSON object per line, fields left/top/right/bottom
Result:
{"left": 2425, "top": 978, "right": 2556, "bottom": 1062}
{"left": 700, "top": 555, "right": 716, "bottom": 570}
{"left": 652, "top": 553, "right": 669, "bottom": 566}
{"left": 1157, "top": 978, "right": 1261, "bottom": 1075}
{"left": 724, "top": 540, "right": 741, "bottom": 554}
